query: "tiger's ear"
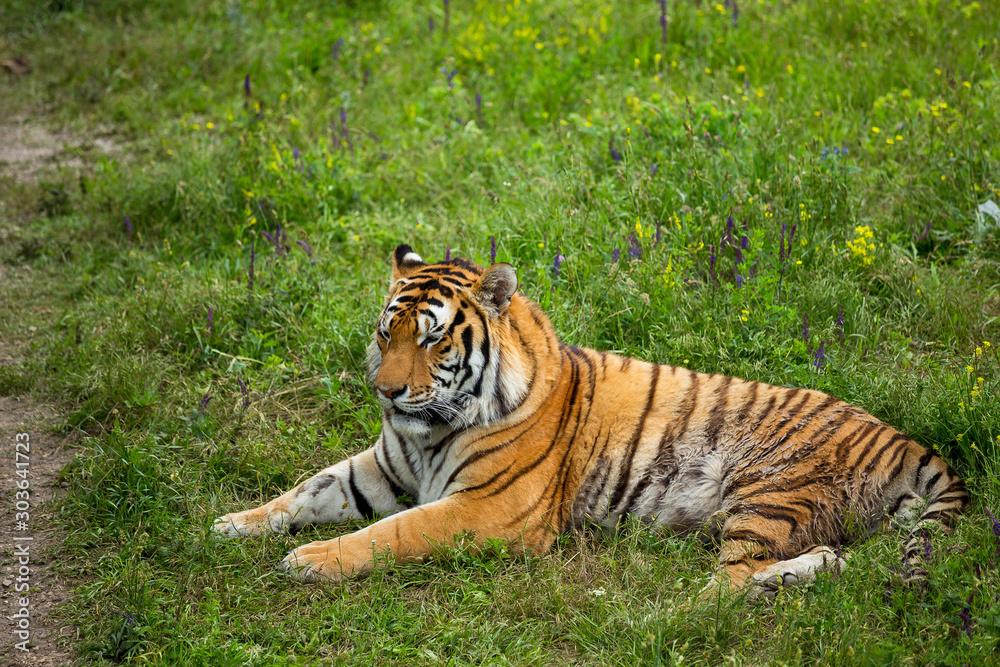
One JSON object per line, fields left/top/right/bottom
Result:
{"left": 391, "top": 244, "right": 426, "bottom": 280}
{"left": 473, "top": 263, "right": 518, "bottom": 316}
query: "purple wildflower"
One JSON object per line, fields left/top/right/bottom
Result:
{"left": 917, "top": 221, "right": 931, "bottom": 242}
{"left": 788, "top": 223, "right": 797, "bottom": 249}
{"left": 803, "top": 315, "right": 810, "bottom": 344}
{"left": 248, "top": 240, "right": 255, "bottom": 292}
{"left": 958, "top": 591, "right": 975, "bottom": 639}
{"left": 262, "top": 223, "right": 288, "bottom": 259}
{"left": 654, "top": 221, "right": 662, "bottom": 245}
{"left": 813, "top": 340, "right": 826, "bottom": 369}
{"left": 445, "top": 245, "right": 451, "bottom": 261}
{"left": 490, "top": 235, "right": 497, "bottom": 265}
{"left": 243, "top": 74, "right": 251, "bottom": 108}
{"left": 659, "top": 0, "right": 668, "bottom": 47}
{"left": 553, "top": 250, "right": 566, "bottom": 279}
{"left": 296, "top": 239, "right": 313, "bottom": 260}
{"left": 275, "top": 223, "right": 288, "bottom": 258}
{"left": 986, "top": 507, "right": 1000, "bottom": 558}
{"left": 650, "top": 164, "right": 659, "bottom": 175}
{"left": 735, "top": 274, "right": 744, "bottom": 288}
{"left": 444, "top": 69, "right": 458, "bottom": 89}
{"left": 293, "top": 147, "right": 300, "bottom": 161}
{"left": 475, "top": 91, "right": 483, "bottom": 126}
{"left": 332, "top": 38, "right": 343, "bottom": 61}
{"left": 921, "top": 531, "right": 932, "bottom": 560}
{"left": 198, "top": 392, "right": 212, "bottom": 412}
{"left": 428, "top": 16, "right": 435, "bottom": 33}
{"left": 124, "top": 215, "right": 133, "bottom": 239}
{"left": 237, "top": 378, "right": 250, "bottom": 408}
{"left": 207, "top": 306, "right": 214, "bottom": 335}
{"left": 729, "top": 0, "right": 739, "bottom": 28}
{"left": 609, "top": 138, "right": 622, "bottom": 163}
{"left": 709, "top": 244, "right": 717, "bottom": 271}
{"left": 740, "top": 234, "right": 748, "bottom": 250}
{"left": 627, "top": 231, "right": 642, "bottom": 259}
{"left": 986, "top": 507, "right": 1000, "bottom": 538}
{"left": 258, "top": 198, "right": 273, "bottom": 223}
{"left": 612, "top": 248, "right": 621, "bottom": 262}
{"left": 836, "top": 306, "right": 844, "bottom": 342}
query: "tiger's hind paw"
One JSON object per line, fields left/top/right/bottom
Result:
{"left": 748, "top": 546, "right": 848, "bottom": 601}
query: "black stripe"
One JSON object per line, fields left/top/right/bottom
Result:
{"left": 721, "top": 529, "right": 778, "bottom": 552}
{"left": 379, "top": 437, "right": 410, "bottom": 492}
{"left": 705, "top": 375, "right": 734, "bottom": 451}
{"left": 861, "top": 433, "right": 908, "bottom": 476}
{"left": 887, "top": 491, "right": 915, "bottom": 516}
{"left": 736, "top": 380, "right": 760, "bottom": 422}
{"left": 836, "top": 421, "right": 879, "bottom": 464}
{"left": 457, "top": 462, "right": 514, "bottom": 494}
{"left": 609, "top": 364, "right": 661, "bottom": 513}
{"left": 373, "top": 454, "right": 410, "bottom": 505}
{"left": 912, "top": 451, "right": 934, "bottom": 487}
{"left": 746, "top": 393, "right": 778, "bottom": 435}
{"left": 850, "top": 424, "right": 889, "bottom": 468}
{"left": 348, "top": 460, "right": 375, "bottom": 520}
{"left": 922, "top": 471, "right": 943, "bottom": 494}
{"left": 393, "top": 431, "right": 419, "bottom": 479}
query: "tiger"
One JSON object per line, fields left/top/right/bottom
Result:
{"left": 214, "top": 243, "right": 968, "bottom": 600}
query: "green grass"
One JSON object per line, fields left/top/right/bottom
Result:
{"left": 2, "top": 0, "right": 1000, "bottom": 663}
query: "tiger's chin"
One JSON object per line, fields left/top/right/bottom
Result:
{"left": 388, "top": 412, "right": 436, "bottom": 436}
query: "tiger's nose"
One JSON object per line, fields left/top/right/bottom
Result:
{"left": 378, "top": 385, "right": 407, "bottom": 400}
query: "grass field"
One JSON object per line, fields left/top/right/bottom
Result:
{"left": 2, "top": 0, "right": 1000, "bottom": 664}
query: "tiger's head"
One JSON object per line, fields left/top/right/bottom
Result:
{"left": 366, "top": 244, "right": 527, "bottom": 436}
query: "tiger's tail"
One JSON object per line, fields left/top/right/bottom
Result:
{"left": 900, "top": 450, "right": 969, "bottom": 586}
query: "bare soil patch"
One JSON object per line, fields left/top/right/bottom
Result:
{"left": 0, "top": 117, "right": 117, "bottom": 184}
{"left": 0, "top": 397, "right": 76, "bottom": 667}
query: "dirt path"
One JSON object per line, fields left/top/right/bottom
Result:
{"left": 0, "top": 97, "right": 119, "bottom": 665}
{"left": 0, "top": 397, "right": 75, "bottom": 666}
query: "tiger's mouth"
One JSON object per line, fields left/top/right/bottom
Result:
{"left": 388, "top": 393, "right": 468, "bottom": 427}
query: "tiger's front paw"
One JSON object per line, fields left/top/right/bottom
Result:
{"left": 280, "top": 540, "right": 349, "bottom": 583}
{"left": 213, "top": 507, "right": 294, "bottom": 538}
